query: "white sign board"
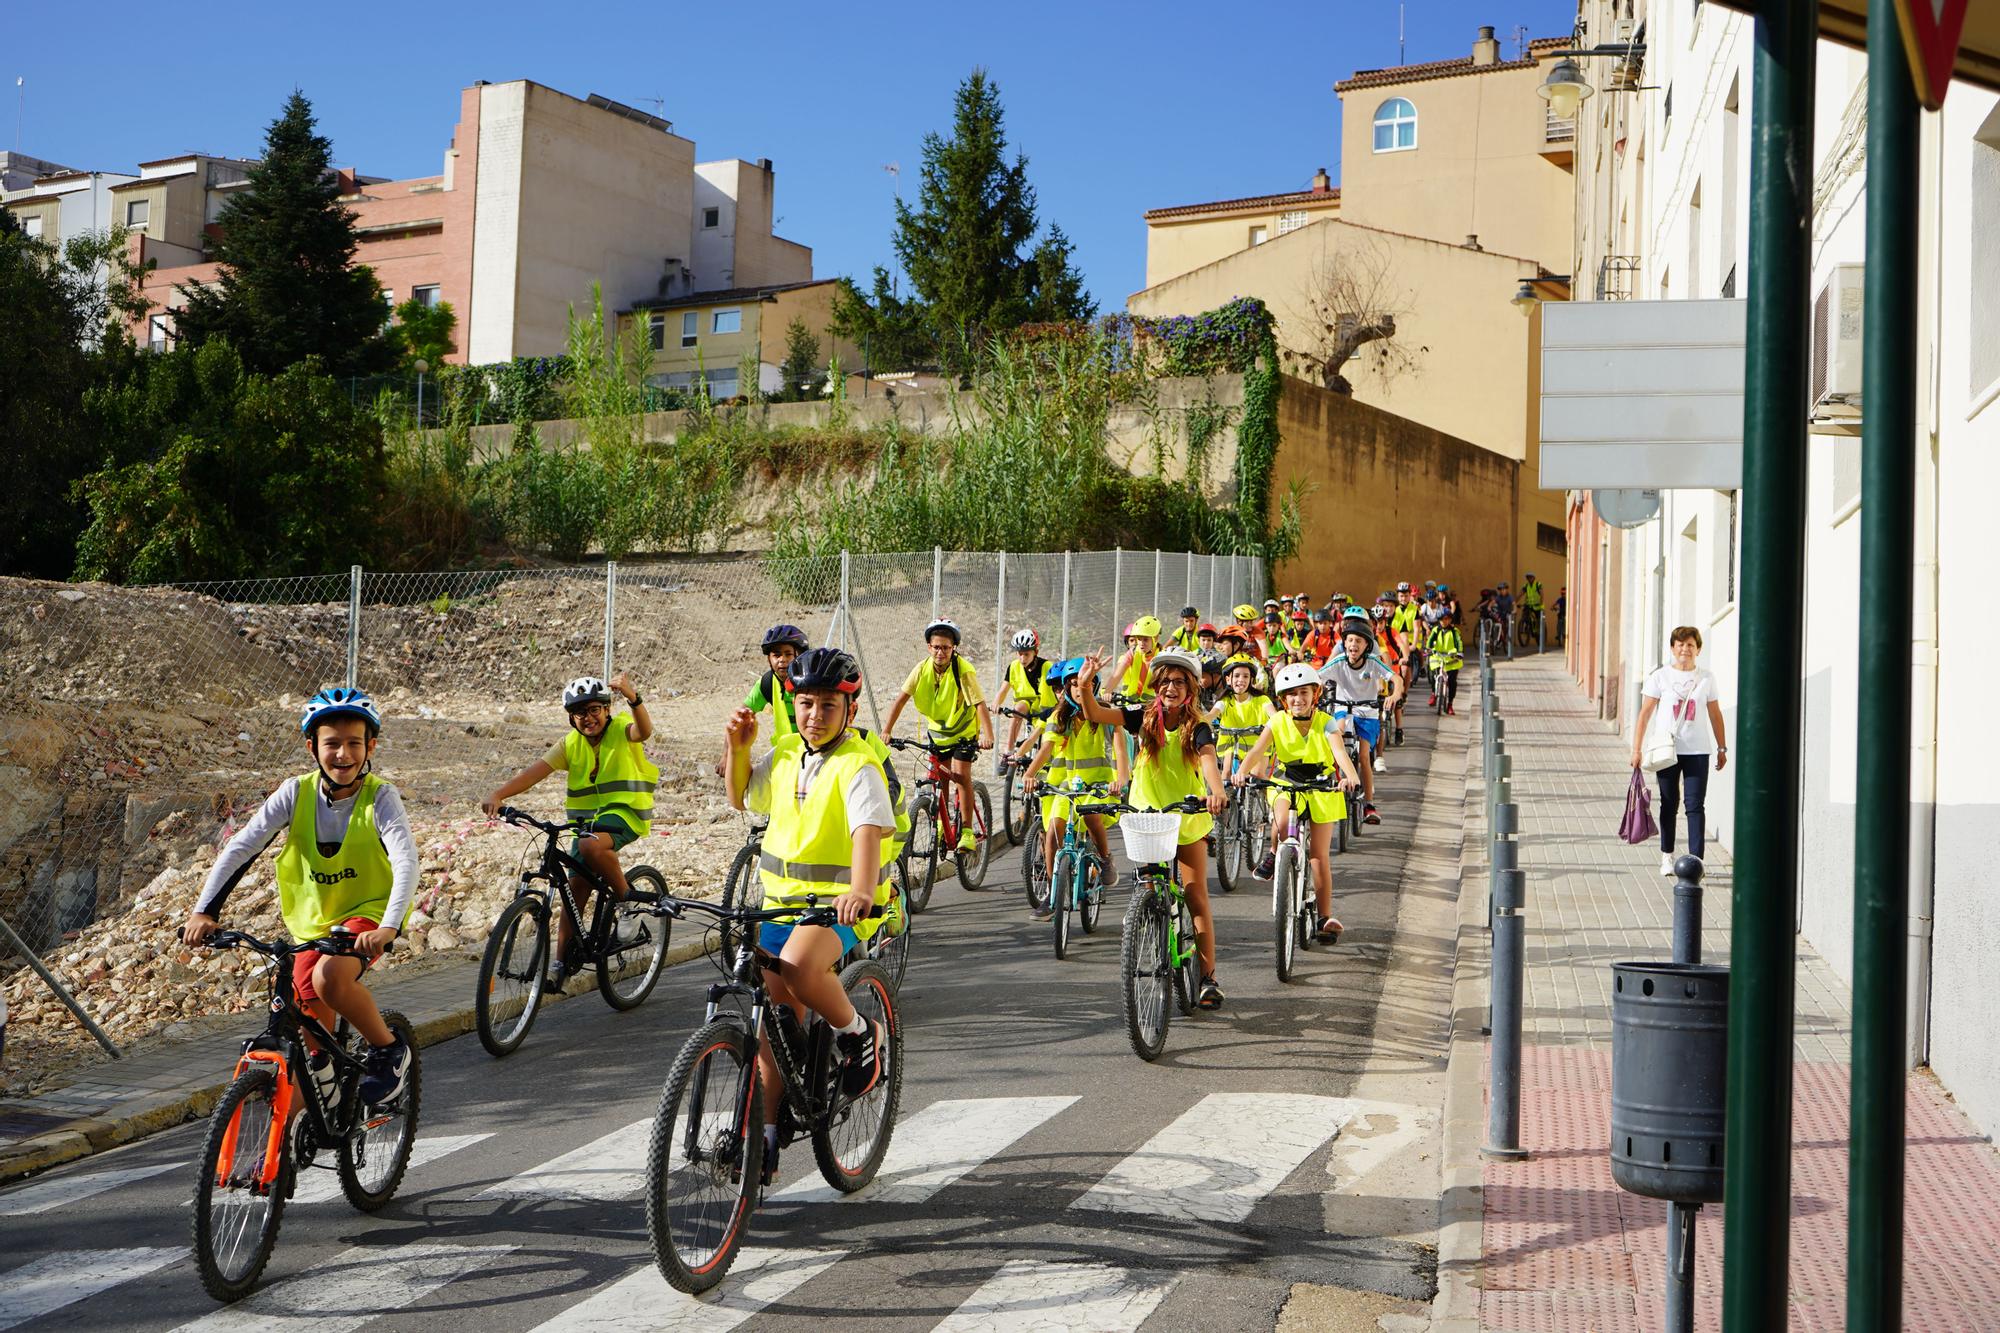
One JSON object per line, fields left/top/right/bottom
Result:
{"left": 1539, "top": 299, "right": 1746, "bottom": 489}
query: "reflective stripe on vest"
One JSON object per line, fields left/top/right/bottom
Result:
{"left": 756, "top": 733, "right": 897, "bottom": 940}
{"left": 563, "top": 716, "right": 660, "bottom": 834}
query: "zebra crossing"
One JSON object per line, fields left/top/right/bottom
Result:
{"left": 0, "top": 1089, "right": 1368, "bottom": 1331}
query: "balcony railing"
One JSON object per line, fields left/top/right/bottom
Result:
{"left": 1544, "top": 109, "right": 1577, "bottom": 144}
{"left": 1596, "top": 255, "right": 1641, "bottom": 301}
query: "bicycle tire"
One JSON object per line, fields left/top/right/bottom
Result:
{"left": 956, "top": 783, "right": 994, "bottom": 890}
{"left": 1120, "top": 888, "right": 1171, "bottom": 1062}
{"left": 719, "top": 840, "right": 762, "bottom": 970}
{"left": 598, "top": 866, "right": 671, "bottom": 1011}
{"left": 812, "top": 960, "right": 902, "bottom": 1192}
{"left": 874, "top": 863, "right": 911, "bottom": 992}
{"left": 1216, "top": 791, "right": 1243, "bottom": 893}
{"left": 1172, "top": 895, "right": 1201, "bottom": 1017}
{"left": 1021, "top": 809, "right": 1049, "bottom": 913}
{"left": 1051, "top": 848, "right": 1075, "bottom": 960}
{"left": 1080, "top": 855, "right": 1104, "bottom": 934}
{"left": 904, "top": 795, "right": 938, "bottom": 913}
{"left": 191, "top": 1063, "right": 290, "bottom": 1302}
{"left": 1245, "top": 788, "right": 1271, "bottom": 877}
{"left": 1336, "top": 805, "right": 1351, "bottom": 853}
{"left": 475, "top": 896, "right": 549, "bottom": 1058}
{"left": 646, "top": 1019, "right": 762, "bottom": 1294}
{"left": 1273, "top": 846, "right": 1298, "bottom": 983}
{"left": 1002, "top": 765, "right": 1031, "bottom": 845}
{"left": 338, "top": 1010, "right": 421, "bottom": 1211}
{"left": 1348, "top": 786, "right": 1364, "bottom": 840}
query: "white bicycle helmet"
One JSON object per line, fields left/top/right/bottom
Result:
{"left": 1274, "top": 662, "right": 1320, "bottom": 695}
{"left": 562, "top": 676, "right": 614, "bottom": 711}
{"left": 923, "top": 618, "right": 962, "bottom": 645}
{"left": 1148, "top": 647, "right": 1204, "bottom": 684}
{"left": 1010, "top": 628, "right": 1039, "bottom": 651}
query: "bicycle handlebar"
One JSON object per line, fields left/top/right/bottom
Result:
{"left": 887, "top": 736, "right": 970, "bottom": 757}
{"left": 495, "top": 804, "right": 586, "bottom": 836}
{"left": 1240, "top": 773, "right": 1345, "bottom": 793}
{"left": 651, "top": 892, "right": 885, "bottom": 928}
{"left": 203, "top": 927, "right": 393, "bottom": 958}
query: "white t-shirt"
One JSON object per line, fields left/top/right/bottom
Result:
{"left": 745, "top": 735, "right": 895, "bottom": 835}
{"left": 1642, "top": 666, "right": 1718, "bottom": 755}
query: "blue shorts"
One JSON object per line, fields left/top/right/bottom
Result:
{"left": 1345, "top": 715, "right": 1382, "bottom": 747}
{"left": 758, "top": 920, "right": 860, "bottom": 960}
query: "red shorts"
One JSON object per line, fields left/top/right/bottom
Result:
{"left": 293, "top": 916, "right": 379, "bottom": 1003}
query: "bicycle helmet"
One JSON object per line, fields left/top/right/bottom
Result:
{"left": 1010, "top": 627, "right": 1040, "bottom": 651}
{"left": 1342, "top": 622, "right": 1376, "bottom": 646}
{"left": 788, "top": 646, "right": 862, "bottom": 694}
{"left": 1131, "top": 614, "right": 1163, "bottom": 639}
{"left": 1148, "top": 647, "right": 1203, "bottom": 684}
{"left": 1290, "top": 609, "right": 1309, "bottom": 623}
{"left": 1396, "top": 581, "right": 1411, "bottom": 593}
{"left": 1312, "top": 609, "right": 1330, "bottom": 623}
{"left": 1372, "top": 605, "right": 1391, "bottom": 619}
{"left": 923, "top": 618, "right": 961, "bottom": 645}
{"left": 1274, "top": 662, "right": 1320, "bottom": 695}
{"left": 760, "top": 623, "right": 809, "bottom": 653}
{"left": 1048, "top": 656, "right": 1082, "bottom": 686}
{"left": 562, "top": 676, "right": 614, "bottom": 712}
{"left": 1232, "top": 603, "right": 1258, "bottom": 622}
{"left": 1263, "top": 598, "right": 1280, "bottom": 610}
{"left": 300, "top": 686, "right": 382, "bottom": 738}
{"left": 1341, "top": 605, "right": 1370, "bottom": 624}
{"left": 1198, "top": 649, "right": 1227, "bottom": 676}
{"left": 1180, "top": 605, "right": 1199, "bottom": 619}
{"left": 1216, "top": 623, "right": 1248, "bottom": 644}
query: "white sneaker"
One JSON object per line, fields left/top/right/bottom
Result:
{"left": 1661, "top": 853, "right": 1676, "bottom": 877}
{"left": 1373, "top": 757, "right": 1387, "bottom": 774}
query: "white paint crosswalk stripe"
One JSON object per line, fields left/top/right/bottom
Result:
{"left": 0, "top": 1159, "right": 185, "bottom": 1216}
{"left": 1070, "top": 1092, "right": 1354, "bottom": 1223}
{"left": 932, "top": 1260, "right": 1180, "bottom": 1332}
{"left": 527, "top": 1246, "right": 845, "bottom": 1332}
{"left": 0, "top": 1248, "right": 182, "bottom": 1330}
{"left": 168, "top": 1241, "right": 515, "bottom": 1332}
{"left": 477, "top": 1119, "right": 651, "bottom": 1201}
{"left": 769, "top": 1095, "right": 1078, "bottom": 1206}
{"left": 289, "top": 1132, "right": 493, "bottom": 1205}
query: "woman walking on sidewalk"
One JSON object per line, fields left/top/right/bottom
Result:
{"left": 1631, "top": 627, "right": 1728, "bottom": 875}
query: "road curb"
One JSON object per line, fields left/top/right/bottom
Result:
{"left": 0, "top": 932, "right": 717, "bottom": 1186}
{"left": 1431, "top": 694, "right": 1490, "bottom": 1331}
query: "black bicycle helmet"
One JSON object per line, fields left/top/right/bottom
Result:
{"left": 789, "top": 647, "right": 862, "bottom": 695}
{"left": 761, "top": 623, "right": 809, "bottom": 653}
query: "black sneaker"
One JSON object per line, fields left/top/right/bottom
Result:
{"left": 1197, "top": 976, "right": 1225, "bottom": 1010}
{"left": 1315, "top": 915, "right": 1345, "bottom": 944}
{"left": 1394, "top": 727, "right": 1405, "bottom": 746}
{"left": 1255, "top": 851, "right": 1276, "bottom": 878}
{"left": 1363, "top": 804, "right": 1382, "bottom": 826}
{"left": 838, "top": 1019, "right": 886, "bottom": 1098}
{"left": 760, "top": 1136, "right": 781, "bottom": 1187}
{"left": 359, "top": 1038, "right": 411, "bottom": 1106}
{"left": 541, "top": 961, "right": 568, "bottom": 994}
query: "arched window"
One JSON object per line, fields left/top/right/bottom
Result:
{"left": 1373, "top": 97, "right": 1417, "bottom": 152}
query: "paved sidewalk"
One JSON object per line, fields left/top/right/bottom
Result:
{"left": 1452, "top": 654, "right": 2000, "bottom": 1332}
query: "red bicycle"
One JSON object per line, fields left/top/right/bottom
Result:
{"left": 889, "top": 736, "right": 993, "bottom": 909}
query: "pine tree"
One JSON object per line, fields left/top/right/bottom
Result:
{"left": 776, "top": 317, "right": 822, "bottom": 399}
{"left": 174, "top": 91, "right": 395, "bottom": 379}
{"left": 833, "top": 70, "right": 1095, "bottom": 376}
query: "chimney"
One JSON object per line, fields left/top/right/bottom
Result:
{"left": 1464, "top": 234, "right": 1484, "bottom": 250}
{"left": 1311, "top": 166, "right": 1332, "bottom": 193}
{"left": 1472, "top": 24, "right": 1500, "bottom": 65}
{"left": 758, "top": 157, "right": 773, "bottom": 173}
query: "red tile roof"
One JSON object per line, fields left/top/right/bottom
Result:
{"left": 1337, "top": 36, "right": 1567, "bottom": 92}
{"left": 1144, "top": 187, "right": 1340, "bottom": 223}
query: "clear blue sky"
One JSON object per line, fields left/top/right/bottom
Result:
{"left": 9, "top": 0, "right": 1575, "bottom": 311}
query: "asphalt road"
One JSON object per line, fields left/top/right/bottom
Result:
{"left": 0, "top": 709, "right": 1454, "bottom": 1332}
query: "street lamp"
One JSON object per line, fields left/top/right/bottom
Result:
{"left": 1512, "top": 281, "right": 1540, "bottom": 316}
{"left": 413, "top": 358, "right": 430, "bottom": 428}
{"left": 1537, "top": 57, "right": 1594, "bottom": 119}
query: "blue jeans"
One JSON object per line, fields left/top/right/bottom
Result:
{"left": 1657, "top": 754, "right": 1710, "bottom": 859}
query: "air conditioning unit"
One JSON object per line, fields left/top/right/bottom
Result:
{"left": 1613, "top": 18, "right": 1636, "bottom": 42}
{"left": 1810, "top": 262, "right": 1863, "bottom": 433}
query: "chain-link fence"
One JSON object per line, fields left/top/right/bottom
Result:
{"left": 0, "top": 547, "right": 1259, "bottom": 1044}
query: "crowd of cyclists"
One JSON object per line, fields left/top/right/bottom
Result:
{"left": 170, "top": 569, "right": 1547, "bottom": 1301}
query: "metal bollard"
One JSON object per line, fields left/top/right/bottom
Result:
{"left": 1672, "top": 854, "right": 1705, "bottom": 966}
{"left": 1484, "top": 860, "right": 1528, "bottom": 1158}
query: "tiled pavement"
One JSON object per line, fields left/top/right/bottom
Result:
{"left": 1471, "top": 653, "right": 2000, "bottom": 1332}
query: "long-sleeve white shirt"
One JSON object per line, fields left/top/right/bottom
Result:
{"left": 196, "top": 776, "right": 419, "bottom": 931}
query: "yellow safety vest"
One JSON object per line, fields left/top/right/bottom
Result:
{"left": 1265, "top": 710, "right": 1349, "bottom": 825}
{"left": 1216, "top": 694, "right": 1274, "bottom": 755}
{"left": 563, "top": 715, "right": 660, "bottom": 837}
{"left": 1170, "top": 626, "right": 1201, "bottom": 652}
{"left": 1047, "top": 718, "right": 1116, "bottom": 786}
{"left": 1006, "top": 658, "right": 1058, "bottom": 716}
{"left": 274, "top": 772, "right": 400, "bottom": 942}
{"left": 1431, "top": 628, "right": 1465, "bottom": 671}
{"left": 909, "top": 656, "right": 981, "bottom": 742}
{"left": 756, "top": 732, "right": 897, "bottom": 941}
{"left": 1130, "top": 716, "right": 1213, "bottom": 844}
{"left": 1119, "top": 648, "right": 1154, "bottom": 703}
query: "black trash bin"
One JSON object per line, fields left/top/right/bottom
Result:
{"left": 1609, "top": 960, "right": 1729, "bottom": 1203}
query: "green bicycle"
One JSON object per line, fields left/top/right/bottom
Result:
{"left": 1033, "top": 780, "right": 1117, "bottom": 959}
{"left": 1110, "top": 796, "right": 1211, "bottom": 1061}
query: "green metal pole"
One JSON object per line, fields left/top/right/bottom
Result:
{"left": 1848, "top": 4, "right": 1920, "bottom": 1326}
{"left": 1722, "top": 0, "right": 1817, "bottom": 1326}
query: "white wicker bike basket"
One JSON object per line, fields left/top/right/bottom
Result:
{"left": 1118, "top": 811, "right": 1183, "bottom": 864}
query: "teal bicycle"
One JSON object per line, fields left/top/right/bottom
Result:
{"left": 1110, "top": 795, "right": 1211, "bottom": 1061}
{"left": 1031, "top": 780, "right": 1117, "bottom": 959}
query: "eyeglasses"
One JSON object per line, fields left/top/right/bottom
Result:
{"left": 573, "top": 703, "right": 610, "bottom": 718}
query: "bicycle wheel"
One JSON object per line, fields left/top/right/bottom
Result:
{"left": 338, "top": 1011, "right": 420, "bottom": 1210}
{"left": 191, "top": 1063, "right": 290, "bottom": 1302}
{"left": 719, "top": 840, "right": 763, "bottom": 971}
{"left": 1051, "top": 848, "right": 1075, "bottom": 960}
{"left": 874, "top": 864, "right": 911, "bottom": 992}
{"left": 1002, "top": 765, "right": 1031, "bottom": 845}
{"left": 1348, "top": 786, "right": 1364, "bottom": 840}
{"left": 1021, "top": 809, "right": 1049, "bottom": 913}
{"left": 812, "top": 960, "right": 901, "bottom": 1192}
{"left": 1120, "top": 888, "right": 1171, "bottom": 1062}
{"left": 1216, "top": 791, "right": 1242, "bottom": 893}
{"left": 1272, "top": 846, "right": 1298, "bottom": 983}
{"left": 646, "top": 1019, "right": 763, "bottom": 1294}
{"left": 1080, "top": 855, "right": 1104, "bottom": 934}
{"left": 904, "top": 795, "right": 938, "bottom": 914}
{"left": 1336, "top": 803, "right": 1351, "bottom": 853}
{"left": 955, "top": 782, "right": 995, "bottom": 890}
{"left": 1172, "top": 895, "right": 1202, "bottom": 1017}
{"left": 475, "top": 896, "right": 549, "bottom": 1058}
{"left": 599, "top": 866, "right": 671, "bottom": 1010}
{"left": 1245, "top": 789, "right": 1271, "bottom": 877}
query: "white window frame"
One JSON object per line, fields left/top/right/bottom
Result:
{"left": 680, "top": 311, "right": 698, "bottom": 348}
{"left": 125, "top": 197, "right": 150, "bottom": 229}
{"left": 20, "top": 213, "right": 44, "bottom": 238}
{"left": 1372, "top": 97, "right": 1418, "bottom": 153}
{"left": 1248, "top": 225, "right": 1268, "bottom": 246}
{"left": 1276, "top": 210, "right": 1309, "bottom": 235}
{"left": 412, "top": 284, "right": 442, "bottom": 308}
{"left": 148, "top": 314, "right": 171, "bottom": 352}
{"left": 711, "top": 307, "right": 742, "bottom": 335}
{"left": 701, "top": 206, "right": 721, "bottom": 229}
{"left": 648, "top": 313, "right": 666, "bottom": 352}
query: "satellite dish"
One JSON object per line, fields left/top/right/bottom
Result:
{"left": 1591, "top": 489, "right": 1662, "bottom": 529}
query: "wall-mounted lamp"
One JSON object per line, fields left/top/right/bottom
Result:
{"left": 1512, "top": 281, "right": 1540, "bottom": 316}
{"left": 1537, "top": 58, "right": 1595, "bottom": 119}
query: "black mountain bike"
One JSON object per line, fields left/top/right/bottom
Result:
{"left": 189, "top": 928, "right": 419, "bottom": 1301}
{"left": 644, "top": 896, "right": 900, "bottom": 1293}
{"left": 719, "top": 815, "right": 910, "bottom": 990}
{"left": 1213, "top": 730, "right": 1269, "bottom": 894}
{"left": 475, "top": 806, "right": 670, "bottom": 1056}
{"left": 996, "top": 705, "right": 1049, "bottom": 845}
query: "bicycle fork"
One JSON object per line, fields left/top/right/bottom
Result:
{"left": 214, "top": 1049, "right": 295, "bottom": 1189}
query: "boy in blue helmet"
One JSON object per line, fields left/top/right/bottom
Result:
{"left": 182, "top": 687, "right": 416, "bottom": 1106}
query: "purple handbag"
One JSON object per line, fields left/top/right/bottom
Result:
{"left": 1619, "top": 768, "right": 1658, "bottom": 846}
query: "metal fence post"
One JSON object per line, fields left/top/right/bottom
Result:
{"left": 603, "top": 560, "right": 618, "bottom": 680}
{"left": 1184, "top": 551, "right": 1194, "bottom": 609}
{"left": 1111, "top": 546, "right": 1124, "bottom": 648}
{"left": 838, "top": 550, "right": 852, "bottom": 651}
{"left": 345, "top": 565, "right": 362, "bottom": 689}
{"left": 1060, "top": 551, "right": 1073, "bottom": 659}
{"left": 1484, "top": 855, "right": 1527, "bottom": 1159}
{"left": 1207, "top": 553, "right": 1218, "bottom": 619}
{"left": 0, "top": 914, "right": 121, "bottom": 1058}
{"left": 931, "top": 546, "right": 943, "bottom": 621}
{"left": 993, "top": 549, "right": 1009, "bottom": 687}
{"left": 1152, "top": 548, "right": 1162, "bottom": 616}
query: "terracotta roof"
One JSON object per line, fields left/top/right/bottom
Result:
{"left": 1144, "top": 187, "right": 1340, "bottom": 223}
{"left": 1337, "top": 37, "right": 1567, "bottom": 92}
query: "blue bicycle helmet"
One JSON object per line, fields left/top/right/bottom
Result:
{"left": 300, "top": 686, "right": 382, "bottom": 737}
{"left": 1048, "top": 656, "right": 1083, "bottom": 685}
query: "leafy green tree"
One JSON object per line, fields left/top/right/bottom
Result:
{"left": 777, "top": 317, "right": 822, "bottom": 400}
{"left": 174, "top": 91, "right": 396, "bottom": 379}
{"left": 72, "top": 340, "right": 386, "bottom": 582}
{"left": 388, "top": 297, "right": 456, "bottom": 368}
{"left": 0, "top": 220, "right": 149, "bottom": 575}
{"left": 833, "top": 70, "right": 1096, "bottom": 376}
